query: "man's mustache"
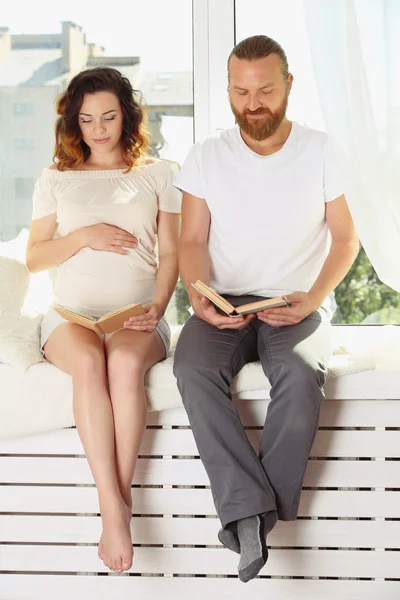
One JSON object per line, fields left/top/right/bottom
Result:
{"left": 244, "top": 108, "right": 271, "bottom": 116}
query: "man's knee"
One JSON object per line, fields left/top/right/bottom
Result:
{"left": 272, "top": 351, "right": 327, "bottom": 390}
{"left": 174, "top": 346, "right": 222, "bottom": 383}
{"left": 174, "top": 338, "right": 230, "bottom": 413}
{"left": 173, "top": 323, "right": 217, "bottom": 379}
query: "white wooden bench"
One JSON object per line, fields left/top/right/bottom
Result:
{"left": 1, "top": 370, "right": 400, "bottom": 599}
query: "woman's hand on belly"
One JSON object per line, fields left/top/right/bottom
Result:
{"left": 77, "top": 223, "right": 138, "bottom": 255}
{"left": 123, "top": 303, "right": 162, "bottom": 332}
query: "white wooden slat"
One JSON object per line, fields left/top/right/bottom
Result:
{"left": 0, "top": 545, "right": 398, "bottom": 578}
{"left": 135, "top": 429, "right": 400, "bottom": 458}
{"left": 0, "top": 487, "right": 397, "bottom": 518}
{"left": 2, "top": 401, "right": 400, "bottom": 456}
{"left": 0, "top": 456, "right": 399, "bottom": 488}
{"left": 303, "top": 459, "right": 400, "bottom": 488}
{"left": 235, "top": 369, "right": 400, "bottom": 401}
{"left": 147, "top": 399, "right": 400, "bottom": 427}
{"left": 1, "top": 576, "right": 398, "bottom": 600}
{"left": 317, "top": 400, "right": 400, "bottom": 427}
{"left": 310, "top": 430, "right": 400, "bottom": 458}
{"left": 137, "top": 429, "right": 399, "bottom": 458}
{"left": 322, "top": 369, "right": 400, "bottom": 400}
{"left": 0, "top": 428, "right": 81, "bottom": 455}
{"left": 1, "top": 515, "right": 398, "bottom": 549}
{"left": 1, "top": 428, "right": 399, "bottom": 458}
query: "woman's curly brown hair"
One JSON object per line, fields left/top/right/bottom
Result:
{"left": 53, "top": 67, "right": 149, "bottom": 172}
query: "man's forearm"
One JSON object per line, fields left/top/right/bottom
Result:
{"left": 309, "top": 239, "right": 360, "bottom": 306}
{"left": 179, "top": 240, "right": 211, "bottom": 299}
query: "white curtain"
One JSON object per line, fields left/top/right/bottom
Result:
{"left": 303, "top": 0, "right": 400, "bottom": 292}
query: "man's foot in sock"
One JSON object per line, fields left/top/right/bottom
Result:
{"left": 218, "top": 524, "right": 240, "bottom": 554}
{"left": 237, "top": 514, "right": 268, "bottom": 583}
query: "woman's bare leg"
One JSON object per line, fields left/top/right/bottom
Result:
{"left": 103, "top": 328, "right": 165, "bottom": 542}
{"left": 44, "top": 323, "right": 133, "bottom": 573}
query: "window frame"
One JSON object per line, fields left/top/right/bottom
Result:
{"left": 192, "top": 0, "right": 235, "bottom": 141}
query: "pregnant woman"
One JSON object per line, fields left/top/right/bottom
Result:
{"left": 26, "top": 67, "right": 181, "bottom": 573}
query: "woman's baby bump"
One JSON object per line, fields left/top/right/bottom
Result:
{"left": 54, "top": 248, "right": 157, "bottom": 315}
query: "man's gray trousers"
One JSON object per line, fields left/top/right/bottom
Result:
{"left": 173, "top": 295, "right": 332, "bottom": 538}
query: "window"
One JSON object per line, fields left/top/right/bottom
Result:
{"left": 13, "top": 139, "right": 35, "bottom": 149}
{"left": 14, "top": 178, "right": 34, "bottom": 199}
{"left": 235, "top": 0, "right": 325, "bottom": 130}
{"left": 13, "top": 102, "right": 34, "bottom": 115}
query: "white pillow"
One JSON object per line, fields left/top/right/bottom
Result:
{"left": 0, "top": 256, "right": 44, "bottom": 370}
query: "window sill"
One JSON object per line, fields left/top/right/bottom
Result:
{"left": 238, "top": 325, "right": 400, "bottom": 401}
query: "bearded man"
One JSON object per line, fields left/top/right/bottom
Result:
{"left": 172, "top": 35, "right": 359, "bottom": 583}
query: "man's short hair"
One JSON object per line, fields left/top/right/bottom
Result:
{"left": 228, "top": 35, "right": 289, "bottom": 79}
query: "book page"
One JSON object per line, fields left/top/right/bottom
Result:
{"left": 236, "top": 298, "right": 288, "bottom": 315}
{"left": 54, "top": 308, "right": 100, "bottom": 332}
{"left": 98, "top": 303, "right": 145, "bottom": 334}
{"left": 100, "top": 303, "right": 143, "bottom": 320}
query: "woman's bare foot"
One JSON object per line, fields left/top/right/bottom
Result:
{"left": 98, "top": 501, "right": 132, "bottom": 572}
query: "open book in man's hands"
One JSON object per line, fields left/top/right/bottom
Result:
{"left": 191, "top": 280, "right": 291, "bottom": 317}
{"left": 55, "top": 303, "right": 146, "bottom": 334}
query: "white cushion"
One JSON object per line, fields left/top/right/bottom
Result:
{"left": 0, "top": 256, "right": 44, "bottom": 370}
{"left": 0, "top": 230, "right": 54, "bottom": 371}
{"left": 0, "top": 342, "right": 380, "bottom": 439}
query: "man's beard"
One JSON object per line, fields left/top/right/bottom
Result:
{"left": 230, "top": 92, "right": 289, "bottom": 142}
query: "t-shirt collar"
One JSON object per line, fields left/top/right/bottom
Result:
{"left": 235, "top": 121, "right": 297, "bottom": 159}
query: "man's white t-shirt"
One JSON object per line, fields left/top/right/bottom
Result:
{"left": 174, "top": 122, "right": 350, "bottom": 306}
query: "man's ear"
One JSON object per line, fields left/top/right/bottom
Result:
{"left": 287, "top": 73, "right": 294, "bottom": 93}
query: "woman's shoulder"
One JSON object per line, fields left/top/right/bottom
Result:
{"left": 36, "top": 165, "right": 65, "bottom": 184}
{"left": 141, "top": 155, "right": 179, "bottom": 166}
{"left": 40, "top": 164, "right": 64, "bottom": 178}
{"left": 34, "top": 165, "right": 59, "bottom": 185}
{"left": 45, "top": 164, "right": 77, "bottom": 174}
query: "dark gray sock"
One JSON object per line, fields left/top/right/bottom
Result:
{"left": 218, "top": 524, "right": 240, "bottom": 554}
{"left": 237, "top": 514, "right": 268, "bottom": 583}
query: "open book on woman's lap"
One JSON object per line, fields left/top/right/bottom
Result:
{"left": 55, "top": 303, "right": 145, "bottom": 334}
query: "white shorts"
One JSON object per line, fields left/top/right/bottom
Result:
{"left": 40, "top": 305, "right": 171, "bottom": 359}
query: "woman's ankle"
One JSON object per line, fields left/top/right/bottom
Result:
{"left": 120, "top": 488, "right": 133, "bottom": 511}
{"left": 98, "top": 490, "right": 126, "bottom": 515}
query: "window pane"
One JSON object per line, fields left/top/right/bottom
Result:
{"left": 13, "top": 102, "right": 34, "bottom": 115}
{"left": 235, "top": 0, "right": 400, "bottom": 324}
{"left": 0, "top": 2, "right": 194, "bottom": 324}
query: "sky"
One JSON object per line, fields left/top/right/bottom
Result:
{"left": 1, "top": 0, "right": 193, "bottom": 71}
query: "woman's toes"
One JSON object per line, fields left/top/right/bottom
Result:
{"left": 115, "top": 558, "right": 123, "bottom": 573}
{"left": 122, "top": 557, "right": 132, "bottom": 571}
{"left": 107, "top": 557, "right": 116, "bottom": 572}
{"left": 98, "top": 537, "right": 104, "bottom": 560}
{"left": 98, "top": 503, "right": 133, "bottom": 572}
